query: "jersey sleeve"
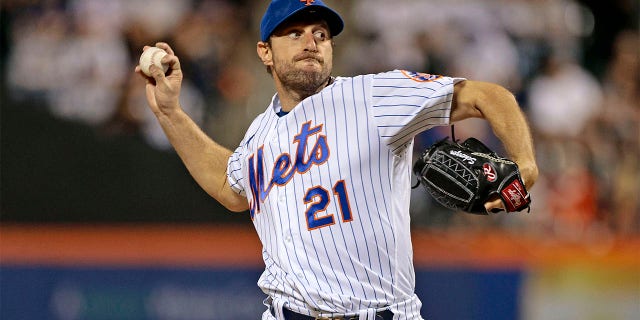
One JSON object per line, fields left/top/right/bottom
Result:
{"left": 226, "top": 108, "right": 272, "bottom": 197}
{"left": 371, "top": 70, "right": 465, "bottom": 151}
{"left": 227, "top": 143, "right": 247, "bottom": 197}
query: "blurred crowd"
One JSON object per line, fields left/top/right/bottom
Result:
{"left": 2, "top": 0, "right": 638, "bottom": 239}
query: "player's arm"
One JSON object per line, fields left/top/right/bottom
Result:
{"left": 450, "top": 80, "right": 539, "bottom": 188}
{"left": 136, "top": 42, "right": 249, "bottom": 212}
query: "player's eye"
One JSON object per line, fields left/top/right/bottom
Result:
{"left": 314, "top": 31, "right": 327, "bottom": 41}
{"left": 288, "top": 32, "right": 302, "bottom": 39}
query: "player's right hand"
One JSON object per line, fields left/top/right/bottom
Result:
{"left": 135, "top": 42, "right": 183, "bottom": 117}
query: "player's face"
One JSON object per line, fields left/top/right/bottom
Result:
{"left": 265, "top": 20, "right": 333, "bottom": 97}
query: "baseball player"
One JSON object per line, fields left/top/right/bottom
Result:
{"left": 136, "top": 0, "right": 538, "bottom": 319}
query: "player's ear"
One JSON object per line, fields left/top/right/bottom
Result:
{"left": 257, "top": 41, "right": 273, "bottom": 67}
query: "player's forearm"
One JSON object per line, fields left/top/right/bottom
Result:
{"left": 155, "top": 108, "right": 249, "bottom": 211}
{"left": 478, "top": 85, "right": 538, "bottom": 187}
{"left": 453, "top": 81, "right": 539, "bottom": 187}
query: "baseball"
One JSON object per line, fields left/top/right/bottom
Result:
{"left": 139, "top": 47, "right": 169, "bottom": 77}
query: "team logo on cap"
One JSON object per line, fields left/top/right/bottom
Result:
{"left": 400, "top": 70, "right": 442, "bottom": 82}
{"left": 300, "top": 0, "right": 315, "bottom": 6}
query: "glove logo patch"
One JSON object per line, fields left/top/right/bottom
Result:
{"left": 501, "top": 179, "right": 527, "bottom": 212}
{"left": 482, "top": 163, "right": 497, "bottom": 182}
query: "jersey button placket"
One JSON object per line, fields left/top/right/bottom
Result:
{"left": 270, "top": 120, "right": 281, "bottom": 145}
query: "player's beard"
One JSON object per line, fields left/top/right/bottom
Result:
{"left": 272, "top": 52, "right": 332, "bottom": 99}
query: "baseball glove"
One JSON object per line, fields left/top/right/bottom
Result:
{"left": 413, "top": 135, "right": 531, "bottom": 214}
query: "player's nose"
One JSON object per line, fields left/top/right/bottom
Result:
{"left": 302, "top": 32, "right": 318, "bottom": 51}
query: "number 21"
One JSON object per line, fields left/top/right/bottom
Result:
{"left": 303, "top": 180, "right": 353, "bottom": 230}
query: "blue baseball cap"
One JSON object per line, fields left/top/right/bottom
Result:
{"left": 260, "top": 0, "right": 344, "bottom": 42}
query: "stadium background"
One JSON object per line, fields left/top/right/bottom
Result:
{"left": 1, "top": 0, "right": 638, "bottom": 319}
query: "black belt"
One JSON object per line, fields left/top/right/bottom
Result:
{"left": 271, "top": 305, "right": 394, "bottom": 320}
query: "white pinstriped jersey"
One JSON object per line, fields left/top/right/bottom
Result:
{"left": 227, "top": 70, "right": 464, "bottom": 318}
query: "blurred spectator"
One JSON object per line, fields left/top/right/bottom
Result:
{"left": 527, "top": 51, "right": 603, "bottom": 138}
{"left": 524, "top": 50, "right": 603, "bottom": 240}
{"left": 48, "top": 0, "right": 130, "bottom": 125}
{"left": 7, "top": 3, "right": 68, "bottom": 102}
{"left": 583, "top": 29, "right": 639, "bottom": 236}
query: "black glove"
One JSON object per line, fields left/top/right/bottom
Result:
{"left": 413, "top": 136, "right": 531, "bottom": 214}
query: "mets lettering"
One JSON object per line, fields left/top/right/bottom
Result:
{"left": 248, "top": 121, "right": 329, "bottom": 217}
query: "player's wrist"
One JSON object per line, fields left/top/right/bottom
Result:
{"left": 518, "top": 163, "right": 539, "bottom": 188}
{"left": 155, "top": 103, "right": 185, "bottom": 121}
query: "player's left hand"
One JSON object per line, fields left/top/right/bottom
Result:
{"left": 413, "top": 136, "right": 532, "bottom": 214}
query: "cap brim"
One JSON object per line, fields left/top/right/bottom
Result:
{"left": 262, "top": 5, "right": 344, "bottom": 41}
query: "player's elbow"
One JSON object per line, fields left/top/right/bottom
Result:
{"left": 217, "top": 193, "right": 250, "bottom": 213}
{"left": 201, "top": 182, "right": 250, "bottom": 212}
{"left": 452, "top": 81, "right": 516, "bottom": 121}
{"left": 477, "top": 82, "right": 517, "bottom": 109}
{"left": 224, "top": 201, "right": 250, "bottom": 213}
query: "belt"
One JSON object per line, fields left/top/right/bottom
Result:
{"left": 271, "top": 305, "right": 394, "bottom": 320}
